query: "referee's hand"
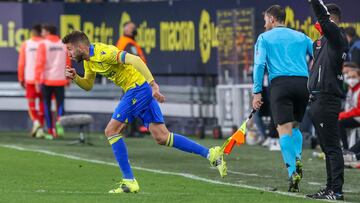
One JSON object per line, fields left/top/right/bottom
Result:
{"left": 252, "top": 93, "right": 263, "bottom": 110}
{"left": 150, "top": 81, "right": 165, "bottom": 103}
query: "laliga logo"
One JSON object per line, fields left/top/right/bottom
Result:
{"left": 199, "top": 10, "right": 211, "bottom": 64}
{"left": 199, "top": 10, "right": 218, "bottom": 64}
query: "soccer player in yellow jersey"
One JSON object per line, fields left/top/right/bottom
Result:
{"left": 62, "top": 31, "right": 227, "bottom": 194}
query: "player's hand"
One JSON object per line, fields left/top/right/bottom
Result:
{"left": 65, "top": 66, "right": 77, "bottom": 80}
{"left": 252, "top": 93, "right": 263, "bottom": 110}
{"left": 150, "top": 81, "right": 165, "bottom": 103}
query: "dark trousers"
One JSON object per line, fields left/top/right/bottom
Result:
{"left": 42, "top": 85, "right": 65, "bottom": 130}
{"left": 309, "top": 94, "right": 344, "bottom": 193}
{"left": 338, "top": 117, "right": 360, "bottom": 149}
{"left": 349, "top": 141, "right": 360, "bottom": 160}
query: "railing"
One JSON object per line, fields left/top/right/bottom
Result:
{"left": 216, "top": 84, "right": 253, "bottom": 128}
{"left": 0, "top": 82, "right": 217, "bottom": 118}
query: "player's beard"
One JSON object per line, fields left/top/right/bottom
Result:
{"left": 74, "top": 50, "right": 85, "bottom": 63}
{"left": 265, "top": 24, "right": 272, "bottom": 31}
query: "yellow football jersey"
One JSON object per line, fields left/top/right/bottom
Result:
{"left": 83, "top": 43, "right": 146, "bottom": 92}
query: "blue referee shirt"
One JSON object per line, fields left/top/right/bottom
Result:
{"left": 253, "top": 27, "right": 313, "bottom": 94}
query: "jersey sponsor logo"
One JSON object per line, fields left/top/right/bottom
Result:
{"left": 49, "top": 47, "right": 64, "bottom": 52}
{"left": 337, "top": 75, "right": 344, "bottom": 81}
{"left": 28, "top": 48, "right": 38, "bottom": 52}
{"left": 342, "top": 52, "right": 347, "bottom": 60}
{"left": 101, "top": 51, "right": 106, "bottom": 55}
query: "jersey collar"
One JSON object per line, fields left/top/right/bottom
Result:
{"left": 89, "top": 44, "right": 95, "bottom": 57}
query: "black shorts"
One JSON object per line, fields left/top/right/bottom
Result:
{"left": 269, "top": 76, "right": 309, "bottom": 126}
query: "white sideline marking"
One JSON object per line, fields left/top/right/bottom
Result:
{"left": 307, "top": 182, "right": 322, "bottom": 186}
{"left": 0, "top": 144, "right": 346, "bottom": 202}
{"left": 226, "top": 169, "right": 272, "bottom": 178}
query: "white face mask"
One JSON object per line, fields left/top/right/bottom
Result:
{"left": 346, "top": 78, "right": 359, "bottom": 88}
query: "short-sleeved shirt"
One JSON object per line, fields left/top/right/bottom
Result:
{"left": 253, "top": 27, "right": 313, "bottom": 94}
{"left": 83, "top": 42, "right": 146, "bottom": 92}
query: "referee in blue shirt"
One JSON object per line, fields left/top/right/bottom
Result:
{"left": 252, "top": 5, "right": 313, "bottom": 192}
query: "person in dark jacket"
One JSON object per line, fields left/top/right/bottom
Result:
{"left": 344, "top": 26, "right": 360, "bottom": 67}
{"left": 307, "top": 0, "right": 349, "bottom": 200}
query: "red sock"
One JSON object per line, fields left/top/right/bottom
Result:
{"left": 48, "top": 128, "right": 53, "bottom": 135}
{"left": 48, "top": 128, "right": 58, "bottom": 138}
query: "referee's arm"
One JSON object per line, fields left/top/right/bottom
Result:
{"left": 253, "top": 35, "right": 267, "bottom": 94}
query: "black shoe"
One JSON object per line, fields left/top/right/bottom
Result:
{"left": 306, "top": 188, "right": 329, "bottom": 198}
{"left": 288, "top": 172, "right": 301, "bottom": 192}
{"left": 312, "top": 190, "right": 344, "bottom": 200}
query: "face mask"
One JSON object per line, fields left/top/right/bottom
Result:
{"left": 346, "top": 78, "right": 359, "bottom": 88}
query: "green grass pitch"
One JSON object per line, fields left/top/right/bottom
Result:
{"left": 0, "top": 131, "right": 359, "bottom": 203}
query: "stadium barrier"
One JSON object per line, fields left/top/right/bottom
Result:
{"left": 0, "top": 82, "right": 215, "bottom": 117}
{"left": 216, "top": 84, "right": 252, "bottom": 135}
{"left": 0, "top": 82, "right": 217, "bottom": 135}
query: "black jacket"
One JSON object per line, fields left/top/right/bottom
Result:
{"left": 308, "top": 0, "right": 349, "bottom": 97}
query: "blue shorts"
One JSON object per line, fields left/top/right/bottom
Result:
{"left": 112, "top": 82, "right": 164, "bottom": 128}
